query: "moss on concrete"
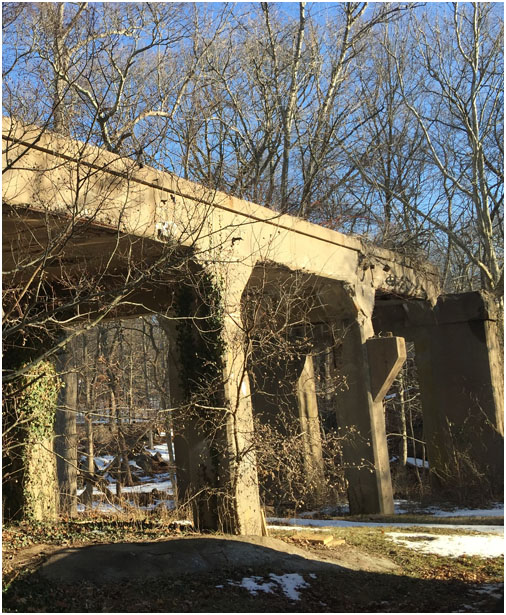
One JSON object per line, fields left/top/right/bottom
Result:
{"left": 4, "top": 362, "right": 61, "bottom": 521}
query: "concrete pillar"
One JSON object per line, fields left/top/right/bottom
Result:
{"left": 221, "top": 313, "right": 263, "bottom": 534}
{"left": 160, "top": 267, "right": 263, "bottom": 535}
{"left": 373, "top": 291, "right": 504, "bottom": 497}
{"left": 250, "top": 348, "right": 325, "bottom": 506}
{"left": 3, "top": 360, "right": 61, "bottom": 522}
{"left": 158, "top": 316, "right": 189, "bottom": 506}
{"left": 414, "top": 294, "right": 503, "bottom": 495}
{"left": 159, "top": 314, "right": 216, "bottom": 528}
{"left": 335, "top": 317, "right": 405, "bottom": 514}
{"left": 297, "top": 354, "right": 325, "bottom": 490}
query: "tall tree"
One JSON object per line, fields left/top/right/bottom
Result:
{"left": 390, "top": 3, "right": 503, "bottom": 295}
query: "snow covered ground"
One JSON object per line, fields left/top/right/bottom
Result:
{"left": 269, "top": 501, "right": 503, "bottom": 534}
{"left": 145, "top": 445, "right": 172, "bottom": 463}
{"left": 424, "top": 505, "right": 504, "bottom": 518}
{"left": 268, "top": 518, "right": 503, "bottom": 534}
{"left": 390, "top": 456, "right": 430, "bottom": 469}
{"left": 77, "top": 444, "right": 174, "bottom": 513}
{"left": 385, "top": 532, "right": 504, "bottom": 558}
{"left": 299, "top": 500, "right": 504, "bottom": 518}
{"left": 76, "top": 501, "right": 122, "bottom": 513}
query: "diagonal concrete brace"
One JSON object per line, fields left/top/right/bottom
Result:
{"left": 366, "top": 335, "right": 407, "bottom": 403}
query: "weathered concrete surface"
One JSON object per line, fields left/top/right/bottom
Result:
{"left": 54, "top": 348, "right": 78, "bottom": 517}
{"left": 39, "top": 535, "right": 398, "bottom": 584}
{"left": 296, "top": 354, "right": 325, "bottom": 494}
{"left": 366, "top": 336, "right": 407, "bottom": 403}
{"left": 334, "top": 319, "right": 401, "bottom": 515}
{"left": 2, "top": 117, "right": 440, "bottom": 303}
{"left": 1, "top": 118, "right": 440, "bottom": 531}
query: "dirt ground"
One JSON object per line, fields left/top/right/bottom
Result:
{"left": 29, "top": 534, "right": 400, "bottom": 582}
{"left": 3, "top": 528, "right": 503, "bottom": 613}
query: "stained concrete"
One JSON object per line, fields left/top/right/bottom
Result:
{"left": 39, "top": 535, "right": 399, "bottom": 584}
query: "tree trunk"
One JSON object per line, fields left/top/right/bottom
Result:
{"left": 55, "top": 347, "right": 78, "bottom": 516}
{"left": 398, "top": 371, "right": 408, "bottom": 466}
{"left": 165, "top": 413, "right": 178, "bottom": 505}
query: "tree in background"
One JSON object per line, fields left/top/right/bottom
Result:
{"left": 4, "top": 2, "right": 502, "bottom": 295}
{"left": 386, "top": 4, "right": 503, "bottom": 295}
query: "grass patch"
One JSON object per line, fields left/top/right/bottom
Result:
{"left": 330, "top": 526, "right": 503, "bottom": 580}
{"left": 343, "top": 513, "right": 503, "bottom": 525}
{"left": 292, "top": 512, "right": 503, "bottom": 525}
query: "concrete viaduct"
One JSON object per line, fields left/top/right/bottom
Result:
{"left": 3, "top": 118, "right": 503, "bottom": 533}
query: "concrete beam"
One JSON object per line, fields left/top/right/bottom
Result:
{"left": 3, "top": 117, "right": 440, "bottom": 302}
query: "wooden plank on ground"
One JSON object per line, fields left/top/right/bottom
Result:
{"left": 295, "top": 532, "right": 345, "bottom": 546}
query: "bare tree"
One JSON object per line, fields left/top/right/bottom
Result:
{"left": 342, "top": 22, "right": 430, "bottom": 250}
{"left": 386, "top": 3, "right": 503, "bottom": 295}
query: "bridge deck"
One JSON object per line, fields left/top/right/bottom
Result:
{"left": 3, "top": 118, "right": 439, "bottom": 303}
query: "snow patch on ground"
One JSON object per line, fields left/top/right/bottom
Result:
{"left": 107, "top": 480, "right": 173, "bottom": 495}
{"left": 385, "top": 532, "right": 505, "bottom": 558}
{"left": 270, "top": 573, "right": 310, "bottom": 600}
{"left": 234, "top": 576, "right": 275, "bottom": 596}
{"left": 298, "top": 500, "right": 503, "bottom": 518}
{"left": 228, "top": 573, "right": 310, "bottom": 601}
{"left": 269, "top": 503, "right": 504, "bottom": 534}
{"left": 93, "top": 455, "right": 114, "bottom": 471}
{"left": 391, "top": 456, "right": 430, "bottom": 469}
{"left": 76, "top": 501, "right": 122, "bottom": 513}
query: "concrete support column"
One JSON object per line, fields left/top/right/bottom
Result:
{"left": 250, "top": 346, "right": 325, "bottom": 506}
{"left": 159, "top": 313, "right": 218, "bottom": 529}
{"left": 160, "top": 265, "right": 263, "bottom": 535}
{"left": 3, "top": 332, "right": 61, "bottom": 521}
{"left": 335, "top": 316, "right": 405, "bottom": 514}
{"left": 221, "top": 313, "right": 263, "bottom": 534}
{"left": 373, "top": 291, "right": 504, "bottom": 497}
{"left": 158, "top": 316, "right": 187, "bottom": 506}
{"left": 413, "top": 294, "right": 504, "bottom": 495}
{"left": 297, "top": 354, "right": 325, "bottom": 492}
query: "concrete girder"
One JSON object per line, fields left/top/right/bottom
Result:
{"left": 3, "top": 118, "right": 440, "bottom": 303}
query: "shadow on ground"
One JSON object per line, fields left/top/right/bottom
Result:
{"left": 38, "top": 535, "right": 396, "bottom": 583}
{"left": 3, "top": 535, "right": 504, "bottom": 612}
